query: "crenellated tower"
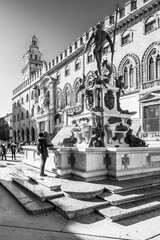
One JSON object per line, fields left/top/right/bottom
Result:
{"left": 22, "top": 35, "right": 43, "bottom": 81}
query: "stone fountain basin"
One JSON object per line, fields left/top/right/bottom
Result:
{"left": 61, "top": 181, "right": 105, "bottom": 199}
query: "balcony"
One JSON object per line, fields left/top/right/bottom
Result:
{"left": 142, "top": 79, "right": 160, "bottom": 90}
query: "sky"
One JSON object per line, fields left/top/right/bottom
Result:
{"left": 0, "top": 0, "right": 127, "bottom": 117}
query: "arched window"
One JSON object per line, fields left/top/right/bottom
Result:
{"left": 31, "top": 127, "right": 35, "bottom": 142}
{"left": 156, "top": 55, "right": 160, "bottom": 79}
{"left": 129, "top": 65, "right": 134, "bottom": 87}
{"left": 21, "top": 129, "right": 25, "bottom": 141}
{"left": 75, "top": 80, "right": 81, "bottom": 104}
{"left": 124, "top": 66, "right": 128, "bottom": 89}
{"left": 57, "top": 89, "right": 62, "bottom": 109}
{"left": 149, "top": 57, "right": 154, "bottom": 81}
{"left": 65, "top": 86, "right": 70, "bottom": 106}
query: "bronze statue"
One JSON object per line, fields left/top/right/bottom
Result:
{"left": 85, "top": 23, "right": 114, "bottom": 75}
{"left": 124, "top": 129, "right": 148, "bottom": 147}
{"left": 115, "top": 76, "right": 130, "bottom": 114}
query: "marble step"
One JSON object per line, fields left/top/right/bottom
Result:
{"left": 12, "top": 177, "right": 63, "bottom": 201}
{"left": 95, "top": 175, "right": 160, "bottom": 194}
{"left": 28, "top": 176, "right": 63, "bottom": 190}
{"left": 61, "top": 181, "right": 105, "bottom": 199}
{"left": 98, "top": 185, "right": 160, "bottom": 205}
{"left": 0, "top": 180, "right": 54, "bottom": 214}
{"left": 49, "top": 196, "right": 108, "bottom": 219}
{"left": 95, "top": 196, "right": 160, "bottom": 222}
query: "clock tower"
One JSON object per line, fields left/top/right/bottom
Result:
{"left": 22, "top": 35, "right": 43, "bottom": 81}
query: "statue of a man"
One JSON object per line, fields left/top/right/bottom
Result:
{"left": 84, "top": 23, "right": 114, "bottom": 76}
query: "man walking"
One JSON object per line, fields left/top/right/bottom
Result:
{"left": 1, "top": 142, "right": 7, "bottom": 160}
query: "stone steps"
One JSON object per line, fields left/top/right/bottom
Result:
{"left": 49, "top": 196, "right": 108, "bottom": 219}
{"left": 95, "top": 175, "right": 160, "bottom": 194}
{"left": 0, "top": 180, "right": 54, "bottom": 214}
{"left": 98, "top": 185, "right": 160, "bottom": 205}
{"left": 95, "top": 196, "right": 160, "bottom": 221}
{"left": 12, "top": 177, "right": 63, "bottom": 201}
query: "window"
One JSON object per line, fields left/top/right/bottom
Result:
{"left": 75, "top": 41, "right": 77, "bottom": 50}
{"left": 60, "top": 53, "right": 63, "bottom": 61}
{"left": 156, "top": 55, "right": 160, "bottom": 79}
{"left": 145, "top": 17, "right": 156, "bottom": 34}
{"left": 65, "top": 50, "right": 67, "bottom": 57}
{"left": 14, "top": 115, "right": 16, "bottom": 122}
{"left": 26, "top": 110, "right": 29, "bottom": 119}
{"left": 87, "top": 51, "right": 93, "bottom": 63}
{"left": 121, "top": 31, "right": 132, "bottom": 46}
{"left": 86, "top": 32, "right": 89, "bottom": 41}
{"left": 109, "top": 15, "right": 114, "bottom": 25}
{"left": 31, "top": 106, "right": 34, "bottom": 117}
{"left": 124, "top": 66, "right": 128, "bottom": 89}
{"left": 80, "top": 37, "right": 83, "bottom": 45}
{"left": 21, "top": 112, "right": 24, "bottom": 120}
{"left": 122, "top": 59, "right": 136, "bottom": 90}
{"left": 119, "top": 8, "right": 125, "bottom": 18}
{"left": 75, "top": 59, "right": 80, "bottom": 71}
{"left": 65, "top": 86, "right": 71, "bottom": 106}
{"left": 69, "top": 46, "right": 72, "bottom": 54}
{"left": 26, "top": 94, "right": 29, "bottom": 102}
{"left": 65, "top": 66, "right": 70, "bottom": 76}
{"left": 143, "top": 105, "right": 160, "bottom": 132}
{"left": 35, "top": 55, "right": 37, "bottom": 60}
{"left": 21, "top": 97, "right": 24, "bottom": 104}
{"left": 149, "top": 57, "right": 154, "bottom": 81}
{"left": 75, "top": 81, "right": 81, "bottom": 104}
{"left": 56, "top": 56, "right": 58, "bottom": 64}
{"left": 57, "top": 89, "right": 62, "bottom": 109}
{"left": 131, "top": 0, "right": 137, "bottom": 11}
{"left": 31, "top": 90, "right": 34, "bottom": 100}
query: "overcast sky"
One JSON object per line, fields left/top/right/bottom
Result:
{"left": 0, "top": 0, "right": 127, "bottom": 117}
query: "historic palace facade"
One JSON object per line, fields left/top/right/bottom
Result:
{"left": 12, "top": 0, "right": 160, "bottom": 144}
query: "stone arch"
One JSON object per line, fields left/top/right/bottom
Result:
{"left": 141, "top": 41, "right": 160, "bottom": 82}
{"left": 118, "top": 53, "right": 140, "bottom": 89}
{"left": 21, "top": 128, "right": 25, "bottom": 142}
{"left": 31, "top": 127, "right": 35, "bottom": 142}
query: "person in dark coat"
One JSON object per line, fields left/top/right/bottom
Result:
{"left": 11, "top": 142, "right": 16, "bottom": 160}
{"left": 37, "top": 132, "right": 51, "bottom": 176}
{"left": 1, "top": 142, "right": 7, "bottom": 160}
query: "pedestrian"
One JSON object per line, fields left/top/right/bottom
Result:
{"left": 11, "top": 142, "right": 17, "bottom": 160}
{"left": 1, "top": 142, "right": 7, "bottom": 160}
{"left": 37, "top": 132, "right": 51, "bottom": 176}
